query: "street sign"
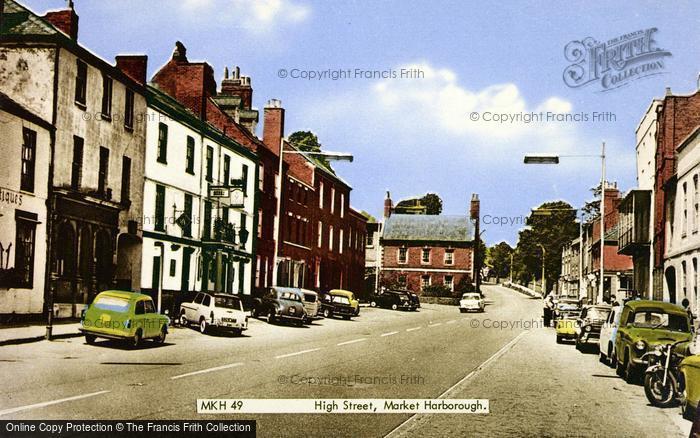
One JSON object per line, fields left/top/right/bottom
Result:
{"left": 230, "top": 188, "right": 245, "bottom": 208}
{"left": 175, "top": 212, "right": 191, "bottom": 230}
{"left": 209, "top": 186, "right": 229, "bottom": 198}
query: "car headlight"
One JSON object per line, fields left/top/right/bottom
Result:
{"left": 635, "top": 340, "right": 646, "bottom": 351}
{"left": 585, "top": 325, "right": 591, "bottom": 332}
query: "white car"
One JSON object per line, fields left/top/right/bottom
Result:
{"left": 460, "top": 293, "right": 484, "bottom": 313}
{"left": 180, "top": 292, "right": 248, "bottom": 335}
{"left": 598, "top": 305, "right": 622, "bottom": 365}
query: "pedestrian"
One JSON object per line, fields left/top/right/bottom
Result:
{"left": 543, "top": 293, "right": 554, "bottom": 327}
{"left": 683, "top": 298, "right": 695, "bottom": 326}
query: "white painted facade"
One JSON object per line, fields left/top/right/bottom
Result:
{"left": 664, "top": 127, "right": 700, "bottom": 315}
{"left": 141, "top": 89, "right": 257, "bottom": 314}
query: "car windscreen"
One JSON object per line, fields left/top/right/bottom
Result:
{"left": 93, "top": 296, "right": 131, "bottom": 313}
{"left": 630, "top": 311, "right": 689, "bottom": 332}
{"left": 279, "top": 291, "right": 301, "bottom": 301}
{"left": 462, "top": 294, "right": 480, "bottom": 300}
{"left": 215, "top": 296, "right": 242, "bottom": 310}
{"left": 586, "top": 308, "right": 610, "bottom": 320}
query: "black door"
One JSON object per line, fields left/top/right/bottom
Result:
{"left": 181, "top": 249, "right": 191, "bottom": 293}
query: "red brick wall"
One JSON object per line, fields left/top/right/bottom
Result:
{"left": 654, "top": 92, "right": 700, "bottom": 268}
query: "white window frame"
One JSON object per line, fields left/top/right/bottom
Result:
{"left": 398, "top": 247, "right": 408, "bottom": 264}
{"left": 331, "top": 187, "right": 336, "bottom": 214}
{"left": 339, "top": 229, "right": 344, "bottom": 254}
{"left": 340, "top": 193, "right": 345, "bottom": 218}
{"left": 259, "top": 163, "right": 265, "bottom": 191}
{"left": 444, "top": 250, "right": 454, "bottom": 265}
{"left": 319, "top": 181, "right": 324, "bottom": 209}
{"left": 444, "top": 275, "right": 454, "bottom": 291}
{"left": 421, "top": 248, "right": 431, "bottom": 264}
{"left": 329, "top": 225, "right": 334, "bottom": 252}
{"left": 421, "top": 274, "right": 431, "bottom": 290}
{"left": 317, "top": 221, "right": 323, "bottom": 248}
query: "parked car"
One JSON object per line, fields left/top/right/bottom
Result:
{"left": 555, "top": 303, "right": 582, "bottom": 344}
{"left": 252, "top": 287, "right": 307, "bottom": 326}
{"left": 290, "top": 287, "right": 320, "bottom": 323}
{"left": 369, "top": 289, "right": 415, "bottom": 310}
{"left": 553, "top": 298, "right": 580, "bottom": 322}
{"left": 407, "top": 291, "right": 421, "bottom": 310}
{"left": 328, "top": 289, "right": 360, "bottom": 315}
{"left": 179, "top": 292, "right": 248, "bottom": 335}
{"left": 80, "top": 290, "right": 169, "bottom": 348}
{"left": 614, "top": 300, "right": 692, "bottom": 383}
{"left": 460, "top": 293, "right": 485, "bottom": 313}
{"left": 319, "top": 291, "right": 356, "bottom": 320}
{"left": 574, "top": 304, "right": 611, "bottom": 350}
{"left": 599, "top": 305, "right": 622, "bottom": 366}
{"left": 680, "top": 353, "right": 700, "bottom": 420}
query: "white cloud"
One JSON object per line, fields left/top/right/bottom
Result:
{"left": 180, "top": 0, "right": 310, "bottom": 34}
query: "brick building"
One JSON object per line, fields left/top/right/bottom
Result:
{"left": 652, "top": 88, "right": 700, "bottom": 300}
{"left": 379, "top": 193, "right": 474, "bottom": 294}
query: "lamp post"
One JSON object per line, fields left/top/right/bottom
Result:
{"left": 272, "top": 141, "right": 353, "bottom": 287}
{"left": 537, "top": 243, "right": 546, "bottom": 295}
{"left": 524, "top": 142, "right": 606, "bottom": 303}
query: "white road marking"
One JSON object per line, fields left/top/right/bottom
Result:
{"left": 171, "top": 362, "right": 244, "bottom": 380}
{"left": 385, "top": 330, "right": 530, "bottom": 438}
{"left": 0, "top": 390, "right": 111, "bottom": 417}
{"left": 337, "top": 338, "right": 367, "bottom": 346}
{"left": 381, "top": 331, "right": 399, "bottom": 337}
{"left": 406, "top": 327, "right": 422, "bottom": 332}
{"left": 446, "top": 320, "right": 457, "bottom": 324}
{"left": 275, "top": 348, "right": 321, "bottom": 359}
{"left": 428, "top": 322, "right": 443, "bottom": 327}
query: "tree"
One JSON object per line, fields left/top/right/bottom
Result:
{"left": 581, "top": 182, "right": 603, "bottom": 218}
{"left": 288, "top": 131, "right": 333, "bottom": 172}
{"left": 421, "top": 193, "right": 443, "bottom": 215}
{"left": 359, "top": 210, "right": 377, "bottom": 223}
{"left": 488, "top": 241, "right": 514, "bottom": 280}
{"left": 514, "top": 201, "right": 578, "bottom": 293}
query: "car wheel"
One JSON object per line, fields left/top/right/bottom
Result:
{"left": 391, "top": 304, "right": 398, "bottom": 310}
{"left": 343, "top": 315, "right": 351, "bottom": 320}
{"left": 200, "top": 319, "right": 208, "bottom": 334}
{"left": 370, "top": 301, "right": 377, "bottom": 307}
{"left": 682, "top": 400, "right": 696, "bottom": 421}
{"left": 251, "top": 307, "right": 258, "bottom": 319}
{"left": 459, "top": 308, "right": 465, "bottom": 313}
{"left": 556, "top": 335, "right": 562, "bottom": 344}
{"left": 323, "top": 309, "right": 331, "bottom": 318}
{"left": 615, "top": 353, "right": 625, "bottom": 377}
{"left": 85, "top": 334, "right": 96, "bottom": 345}
{"left": 267, "top": 310, "right": 275, "bottom": 324}
{"left": 232, "top": 328, "right": 243, "bottom": 336}
{"left": 179, "top": 313, "right": 188, "bottom": 327}
{"left": 132, "top": 329, "right": 143, "bottom": 349}
{"left": 575, "top": 336, "right": 581, "bottom": 351}
{"left": 155, "top": 326, "right": 167, "bottom": 344}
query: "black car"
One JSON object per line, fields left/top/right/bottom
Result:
{"left": 319, "top": 292, "right": 355, "bottom": 320}
{"left": 369, "top": 289, "right": 416, "bottom": 311}
{"left": 252, "top": 287, "right": 306, "bottom": 326}
{"left": 407, "top": 291, "right": 421, "bottom": 310}
{"left": 574, "top": 304, "right": 612, "bottom": 350}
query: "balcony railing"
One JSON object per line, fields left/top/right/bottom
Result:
{"left": 618, "top": 190, "right": 651, "bottom": 255}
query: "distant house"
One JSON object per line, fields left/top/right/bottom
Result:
{"left": 379, "top": 193, "right": 474, "bottom": 294}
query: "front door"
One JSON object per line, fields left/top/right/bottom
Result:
{"left": 181, "top": 250, "right": 191, "bottom": 293}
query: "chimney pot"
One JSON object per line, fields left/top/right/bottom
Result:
{"left": 172, "top": 41, "right": 187, "bottom": 62}
{"left": 665, "top": 87, "right": 672, "bottom": 96}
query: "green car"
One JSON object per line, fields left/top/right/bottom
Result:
{"left": 80, "top": 291, "right": 170, "bottom": 348}
{"left": 614, "top": 300, "right": 692, "bottom": 383}
{"left": 680, "top": 354, "right": 700, "bottom": 420}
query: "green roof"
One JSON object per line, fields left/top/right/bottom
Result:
{"left": 382, "top": 214, "right": 474, "bottom": 242}
{"left": 1, "top": 0, "right": 59, "bottom": 36}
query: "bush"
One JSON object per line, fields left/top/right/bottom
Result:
{"left": 421, "top": 284, "right": 453, "bottom": 297}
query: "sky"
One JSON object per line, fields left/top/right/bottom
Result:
{"left": 21, "top": 0, "right": 700, "bottom": 246}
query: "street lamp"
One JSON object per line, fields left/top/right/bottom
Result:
{"left": 524, "top": 142, "right": 606, "bottom": 303}
{"left": 537, "top": 243, "right": 546, "bottom": 295}
{"left": 272, "top": 141, "right": 354, "bottom": 287}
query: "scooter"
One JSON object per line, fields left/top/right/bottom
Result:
{"left": 642, "top": 340, "right": 687, "bottom": 408}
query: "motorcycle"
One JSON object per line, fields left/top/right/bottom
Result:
{"left": 642, "top": 340, "right": 687, "bottom": 408}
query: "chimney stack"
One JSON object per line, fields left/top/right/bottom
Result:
{"left": 263, "top": 99, "right": 284, "bottom": 156}
{"left": 43, "top": 1, "right": 79, "bottom": 40}
{"left": 220, "top": 65, "right": 253, "bottom": 109}
{"left": 384, "top": 191, "right": 393, "bottom": 218}
{"left": 470, "top": 193, "right": 480, "bottom": 220}
{"left": 115, "top": 55, "right": 148, "bottom": 85}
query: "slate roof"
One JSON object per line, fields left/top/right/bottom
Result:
{"left": 382, "top": 214, "right": 474, "bottom": 242}
{"left": 1, "top": 0, "right": 59, "bottom": 36}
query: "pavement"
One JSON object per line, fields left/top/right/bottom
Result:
{"left": 0, "top": 285, "right": 692, "bottom": 437}
{"left": 0, "top": 321, "right": 82, "bottom": 346}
